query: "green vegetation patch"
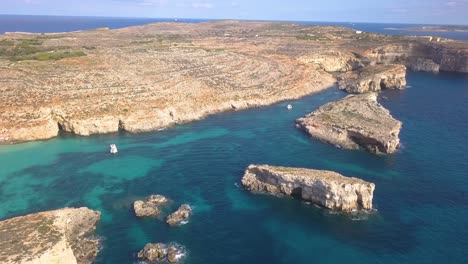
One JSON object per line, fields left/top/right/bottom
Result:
{"left": 13, "top": 50, "right": 86, "bottom": 61}
{"left": 295, "top": 34, "right": 327, "bottom": 41}
{"left": 0, "top": 39, "right": 15, "bottom": 46}
{"left": 0, "top": 37, "right": 86, "bottom": 61}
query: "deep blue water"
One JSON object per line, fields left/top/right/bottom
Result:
{"left": 0, "top": 71, "right": 467, "bottom": 263}
{"left": 0, "top": 15, "right": 467, "bottom": 41}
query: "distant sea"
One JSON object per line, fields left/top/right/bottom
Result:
{"left": 0, "top": 14, "right": 467, "bottom": 41}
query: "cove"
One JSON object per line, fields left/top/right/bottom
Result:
{"left": 0, "top": 71, "right": 467, "bottom": 264}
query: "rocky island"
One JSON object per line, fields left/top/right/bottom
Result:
{"left": 138, "top": 242, "right": 186, "bottom": 263}
{"left": 242, "top": 165, "right": 375, "bottom": 211}
{"left": 134, "top": 194, "right": 170, "bottom": 217}
{"left": 297, "top": 93, "right": 402, "bottom": 154}
{"left": 0, "top": 207, "right": 101, "bottom": 264}
{"left": 0, "top": 20, "right": 467, "bottom": 144}
{"left": 166, "top": 204, "right": 192, "bottom": 227}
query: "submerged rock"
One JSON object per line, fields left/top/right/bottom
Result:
{"left": 166, "top": 204, "right": 192, "bottom": 227}
{"left": 0, "top": 207, "right": 101, "bottom": 264}
{"left": 338, "top": 64, "right": 407, "bottom": 94}
{"left": 134, "top": 195, "right": 169, "bottom": 217}
{"left": 242, "top": 165, "right": 375, "bottom": 211}
{"left": 137, "top": 243, "right": 186, "bottom": 263}
{"left": 296, "top": 93, "right": 402, "bottom": 154}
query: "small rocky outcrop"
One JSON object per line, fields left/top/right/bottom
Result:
{"left": 166, "top": 204, "right": 192, "bottom": 227}
{"left": 296, "top": 93, "right": 402, "bottom": 154}
{"left": 0, "top": 207, "right": 101, "bottom": 264}
{"left": 241, "top": 165, "right": 375, "bottom": 211}
{"left": 338, "top": 64, "right": 407, "bottom": 94}
{"left": 134, "top": 195, "right": 169, "bottom": 217}
{"left": 137, "top": 243, "right": 186, "bottom": 263}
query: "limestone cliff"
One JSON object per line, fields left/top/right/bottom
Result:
{"left": 338, "top": 64, "right": 407, "bottom": 93}
{"left": 0, "top": 21, "right": 466, "bottom": 144}
{"left": 298, "top": 50, "right": 363, "bottom": 72}
{"left": 241, "top": 165, "right": 375, "bottom": 211}
{"left": 0, "top": 207, "right": 101, "bottom": 264}
{"left": 366, "top": 42, "right": 468, "bottom": 73}
{"left": 296, "top": 93, "right": 402, "bottom": 154}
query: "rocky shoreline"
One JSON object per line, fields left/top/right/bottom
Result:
{"left": 0, "top": 207, "right": 101, "bottom": 264}
{"left": 242, "top": 164, "right": 375, "bottom": 211}
{"left": 0, "top": 20, "right": 466, "bottom": 144}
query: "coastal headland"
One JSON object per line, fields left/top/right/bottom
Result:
{"left": 1, "top": 20, "right": 467, "bottom": 143}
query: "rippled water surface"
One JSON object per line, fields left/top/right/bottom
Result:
{"left": 0, "top": 72, "right": 467, "bottom": 263}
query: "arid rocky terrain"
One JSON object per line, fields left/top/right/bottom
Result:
{"left": 0, "top": 207, "right": 101, "bottom": 264}
{"left": 0, "top": 20, "right": 467, "bottom": 143}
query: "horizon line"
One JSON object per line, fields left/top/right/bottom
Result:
{"left": 1, "top": 13, "right": 467, "bottom": 27}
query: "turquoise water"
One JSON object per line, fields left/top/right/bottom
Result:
{"left": 0, "top": 71, "right": 467, "bottom": 263}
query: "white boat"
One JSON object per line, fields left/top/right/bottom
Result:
{"left": 110, "top": 144, "right": 118, "bottom": 154}
{"left": 287, "top": 104, "right": 293, "bottom": 110}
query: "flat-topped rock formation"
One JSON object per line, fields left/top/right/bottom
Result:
{"left": 0, "top": 207, "right": 101, "bottom": 264}
{"left": 338, "top": 64, "right": 407, "bottom": 93}
{"left": 166, "top": 204, "right": 192, "bottom": 227}
{"left": 296, "top": 93, "right": 402, "bottom": 154}
{"left": 134, "top": 195, "right": 170, "bottom": 217}
{"left": 0, "top": 20, "right": 466, "bottom": 143}
{"left": 241, "top": 165, "right": 375, "bottom": 211}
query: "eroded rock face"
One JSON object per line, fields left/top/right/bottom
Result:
{"left": 408, "top": 57, "right": 440, "bottom": 73}
{"left": 338, "top": 64, "right": 407, "bottom": 94}
{"left": 296, "top": 93, "right": 402, "bottom": 154}
{"left": 298, "top": 51, "right": 363, "bottom": 72}
{"left": 166, "top": 204, "right": 192, "bottom": 227}
{"left": 134, "top": 195, "right": 169, "bottom": 217}
{"left": 366, "top": 42, "right": 468, "bottom": 73}
{"left": 2, "top": 21, "right": 465, "bottom": 144}
{"left": 0, "top": 207, "right": 101, "bottom": 264}
{"left": 241, "top": 165, "right": 375, "bottom": 211}
{"left": 137, "top": 243, "right": 186, "bottom": 263}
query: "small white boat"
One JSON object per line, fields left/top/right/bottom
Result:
{"left": 287, "top": 104, "right": 293, "bottom": 110}
{"left": 109, "top": 144, "right": 118, "bottom": 154}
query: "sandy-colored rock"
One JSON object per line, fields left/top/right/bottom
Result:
{"left": 137, "top": 243, "right": 186, "bottom": 263}
{"left": 366, "top": 42, "right": 468, "bottom": 73}
{"left": 296, "top": 93, "right": 402, "bottom": 154}
{"left": 338, "top": 64, "right": 407, "bottom": 94}
{"left": 408, "top": 57, "right": 440, "bottom": 73}
{"left": 298, "top": 50, "right": 362, "bottom": 72}
{"left": 133, "top": 195, "right": 169, "bottom": 217}
{"left": 0, "top": 207, "right": 101, "bottom": 264}
{"left": 242, "top": 165, "right": 375, "bottom": 211}
{"left": 0, "top": 21, "right": 465, "bottom": 144}
{"left": 166, "top": 204, "right": 192, "bottom": 227}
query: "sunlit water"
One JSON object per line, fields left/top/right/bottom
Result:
{"left": 0, "top": 71, "right": 467, "bottom": 263}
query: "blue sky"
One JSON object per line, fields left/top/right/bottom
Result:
{"left": 2, "top": 0, "right": 468, "bottom": 25}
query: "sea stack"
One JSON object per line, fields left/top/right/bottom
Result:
{"left": 0, "top": 207, "right": 101, "bottom": 264}
{"left": 242, "top": 165, "right": 375, "bottom": 211}
{"left": 296, "top": 93, "right": 402, "bottom": 154}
